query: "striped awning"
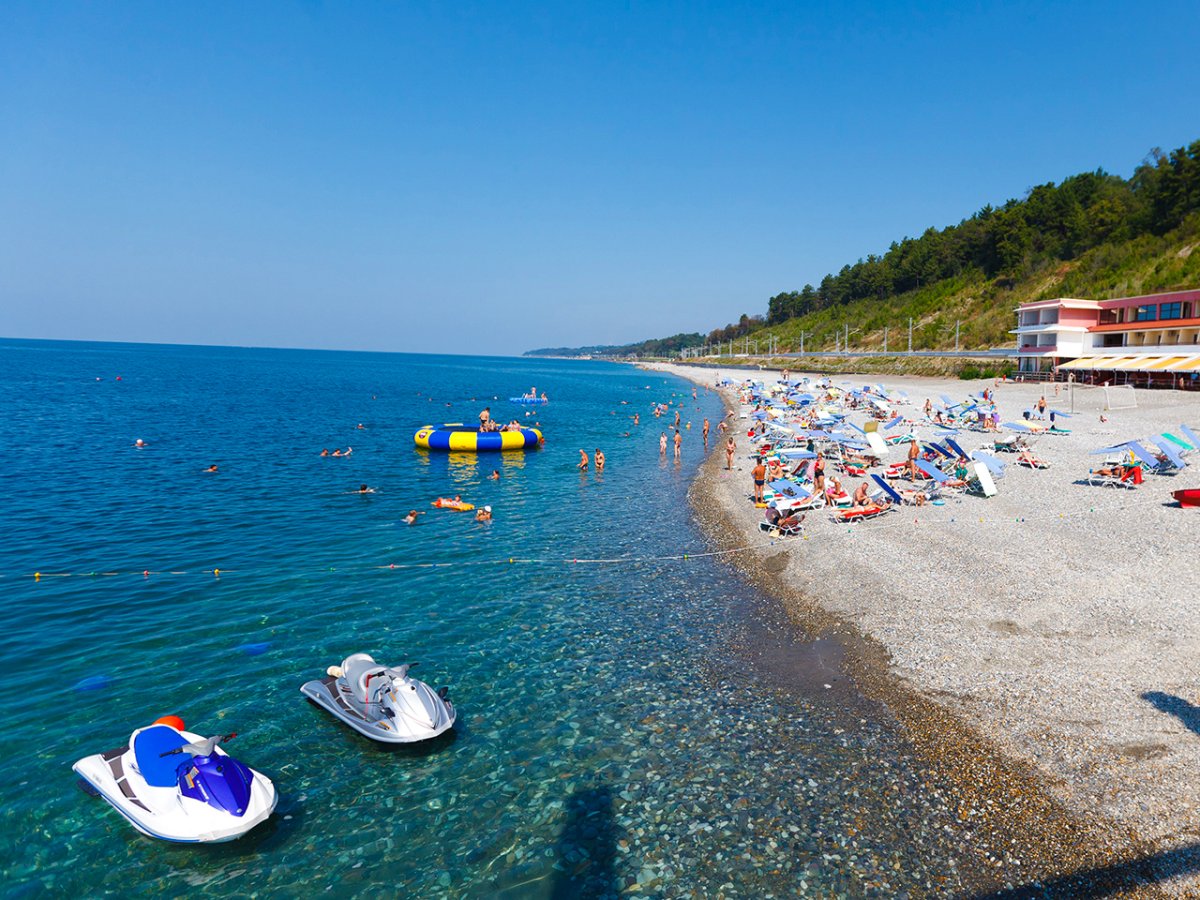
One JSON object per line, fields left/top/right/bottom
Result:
{"left": 1168, "top": 356, "right": 1200, "bottom": 372}
{"left": 1055, "top": 357, "right": 1099, "bottom": 370}
{"left": 1139, "top": 356, "right": 1190, "bottom": 371}
{"left": 1091, "top": 356, "right": 1139, "bottom": 369}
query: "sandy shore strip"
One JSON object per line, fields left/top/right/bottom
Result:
{"left": 647, "top": 361, "right": 1200, "bottom": 896}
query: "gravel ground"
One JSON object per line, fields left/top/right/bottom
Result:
{"left": 648, "top": 362, "right": 1200, "bottom": 896}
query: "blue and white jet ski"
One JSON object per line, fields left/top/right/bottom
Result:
{"left": 72, "top": 716, "right": 277, "bottom": 843}
{"left": 300, "top": 652, "right": 455, "bottom": 743}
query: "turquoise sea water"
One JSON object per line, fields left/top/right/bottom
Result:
{"left": 1, "top": 340, "right": 988, "bottom": 897}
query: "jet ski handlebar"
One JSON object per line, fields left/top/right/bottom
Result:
{"left": 159, "top": 733, "right": 238, "bottom": 757}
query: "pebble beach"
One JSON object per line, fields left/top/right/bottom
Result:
{"left": 650, "top": 361, "right": 1200, "bottom": 896}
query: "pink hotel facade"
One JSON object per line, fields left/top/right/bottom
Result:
{"left": 1012, "top": 288, "right": 1200, "bottom": 384}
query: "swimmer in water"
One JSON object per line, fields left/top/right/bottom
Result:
{"left": 320, "top": 449, "right": 329, "bottom": 456}
{"left": 135, "top": 439, "right": 146, "bottom": 448}
{"left": 356, "top": 423, "right": 365, "bottom": 429}
{"left": 578, "top": 449, "right": 589, "bottom": 471}
{"left": 204, "top": 465, "right": 218, "bottom": 473}
{"left": 357, "top": 484, "right": 375, "bottom": 494}
{"left": 488, "top": 469, "right": 500, "bottom": 480}
{"left": 475, "top": 505, "right": 492, "bottom": 522}
{"left": 595, "top": 448, "right": 605, "bottom": 471}
{"left": 404, "top": 510, "right": 423, "bottom": 525}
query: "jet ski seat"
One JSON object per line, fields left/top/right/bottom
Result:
{"left": 132, "top": 724, "right": 189, "bottom": 787}
{"left": 342, "top": 653, "right": 389, "bottom": 704}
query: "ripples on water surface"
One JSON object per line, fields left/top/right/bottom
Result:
{"left": 1, "top": 340, "right": 979, "bottom": 897}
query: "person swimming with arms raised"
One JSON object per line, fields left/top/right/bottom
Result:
{"left": 404, "top": 510, "right": 423, "bottom": 525}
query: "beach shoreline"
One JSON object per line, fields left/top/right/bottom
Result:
{"left": 647, "top": 360, "right": 1200, "bottom": 895}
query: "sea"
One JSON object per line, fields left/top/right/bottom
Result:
{"left": 0, "top": 339, "right": 988, "bottom": 897}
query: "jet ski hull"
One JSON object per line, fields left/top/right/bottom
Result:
{"left": 301, "top": 674, "right": 455, "bottom": 744}
{"left": 72, "top": 730, "right": 277, "bottom": 842}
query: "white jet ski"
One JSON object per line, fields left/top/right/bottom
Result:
{"left": 300, "top": 652, "right": 455, "bottom": 743}
{"left": 72, "top": 715, "right": 277, "bottom": 843}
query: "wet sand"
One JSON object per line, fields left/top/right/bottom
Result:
{"left": 650, "top": 361, "right": 1200, "bottom": 897}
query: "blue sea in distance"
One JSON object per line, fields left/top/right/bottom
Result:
{"left": 1, "top": 339, "right": 986, "bottom": 897}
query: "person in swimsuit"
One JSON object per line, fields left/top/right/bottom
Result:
{"left": 906, "top": 438, "right": 920, "bottom": 480}
{"left": 751, "top": 458, "right": 766, "bottom": 503}
{"left": 852, "top": 481, "right": 872, "bottom": 508}
{"left": 595, "top": 448, "right": 605, "bottom": 471}
{"left": 475, "top": 505, "right": 492, "bottom": 522}
{"left": 488, "top": 469, "right": 500, "bottom": 480}
{"left": 578, "top": 449, "right": 589, "bottom": 471}
{"left": 660, "top": 432, "right": 667, "bottom": 455}
{"left": 725, "top": 436, "right": 735, "bottom": 470}
{"left": 813, "top": 452, "right": 826, "bottom": 495}
{"left": 702, "top": 418, "right": 710, "bottom": 447}
{"left": 479, "top": 407, "right": 492, "bottom": 431}
{"left": 404, "top": 510, "right": 423, "bottom": 525}
{"left": 204, "top": 465, "right": 218, "bottom": 473}
{"left": 673, "top": 429, "right": 681, "bottom": 460}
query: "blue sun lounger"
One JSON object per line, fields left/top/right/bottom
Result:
{"left": 767, "top": 479, "right": 806, "bottom": 498}
{"left": 1003, "top": 422, "right": 1038, "bottom": 434}
{"left": 1148, "top": 437, "right": 1187, "bottom": 474}
{"left": 915, "top": 457, "right": 953, "bottom": 485}
{"left": 970, "top": 450, "right": 1007, "bottom": 479}
{"left": 871, "top": 474, "right": 908, "bottom": 505}
{"left": 925, "top": 442, "right": 955, "bottom": 460}
{"left": 1181, "top": 424, "right": 1200, "bottom": 450}
{"left": 944, "top": 437, "right": 970, "bottom": 460}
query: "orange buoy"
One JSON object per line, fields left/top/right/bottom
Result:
{"left": 153, "top": 714, "right": 185, "bottom": 731}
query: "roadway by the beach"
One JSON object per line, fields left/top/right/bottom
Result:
{"left": 650, "top": 361, "right": 1200, "bottom": 896}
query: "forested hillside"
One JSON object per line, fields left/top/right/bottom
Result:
{"left": 531, "top": 140, "right": 1200, "bottom": 359}
{"left": 735, "top": 140, "right": 1200, "bottom": 353}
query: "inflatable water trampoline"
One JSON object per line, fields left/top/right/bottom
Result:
{"left": 414, "top": 424, "right": 543, "bottom": 452}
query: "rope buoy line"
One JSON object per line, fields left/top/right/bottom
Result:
{"left": 13, "top": 500, "right": 1123, "bottom": 581}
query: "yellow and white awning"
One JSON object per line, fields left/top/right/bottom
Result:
{"left": 1056, "top": 357, "right": 1098, "bottom": 370}
{"left": 1056, "top": 354, "right": 1200, "bottom": 372}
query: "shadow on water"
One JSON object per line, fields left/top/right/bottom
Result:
{"left": 1141, "top": 691, "right": 1200, "bottom": 737}
{"left": 550, "top": 785, "right": 618, "bottom": 899}
{"left": 968, "top": 843, "right": 1200, "bottom": 899}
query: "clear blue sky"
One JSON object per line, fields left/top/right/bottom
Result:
{"left": 2, "top": 1, "right": 1198, "bottom": 354}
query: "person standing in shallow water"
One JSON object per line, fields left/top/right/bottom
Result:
{"left": 702, "top": 418, "right": 710, "bottom": 447}
{"left": 578, "top": 449, "right": 589, "bottom": 471}
{"left": 673, "top": 429, "right": 682, "bottom": 460}
{"left": 595, "top": 448, "right": 605, "bottom": 471}
{"left": 659, "top": 432, "right": 667, "bottom": 455}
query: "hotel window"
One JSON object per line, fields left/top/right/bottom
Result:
{"left": 1134, "top": 305, "right": 1157, "bottom": 321}
{"left": 1159, "top": 302, "right": 1182, "bottom": 320}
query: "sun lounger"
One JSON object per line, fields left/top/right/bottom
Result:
{"left": 759, "top": 508, "right": 804, "bottom": 536}
{"left": 1087, "top": 465, "right": 1141, "bottom": 488}
{"left": 831, "top": 503, "right": 892, "bottom": 522}
{"left": 873, "top": 472, "right": 937, "bottom": 505}
{"left": 1014, "top": 453, "right": 1050, "bottom": 469}
{"left": 766, "top": 480, "right": 825, "bottom": 511}
{"left": 968, "top": 462, "right": 998, "bottom": 497}
{"left": 865, "top": 431, "right": 889, "bottom": 458}
{"left": 1162, "top": 432, "right": 1196, "bottom": 455}
{"left": 970, "top": 450, "right": 1007, "bottom": 480}
{"left": 1148, "top": 437, "right": 1187, "bottom": 475}
{"left": 915, "top": 457, "right": 965, "bottom": 491}
{"left": 1180, "top": 424, "right": 1200, "bottom": 452}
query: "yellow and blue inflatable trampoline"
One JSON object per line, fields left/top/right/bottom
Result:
{"left": 414, "top": 424, "right": 543, "bottom": 452}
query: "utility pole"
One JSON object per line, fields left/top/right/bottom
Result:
{"left": 883, "top": 327, "right": 888, "bottom": 353}
{"left": 908, "top": 317, "right": 913, "bottom": 353}
{"left": 955, "top": 320, "right": 960, "bottom": 352}
{"left": 844, "top": 322, "right": 850, "bottom": 351}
